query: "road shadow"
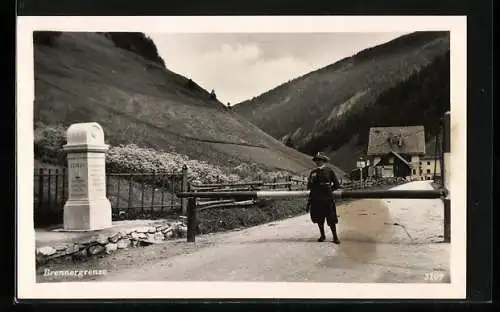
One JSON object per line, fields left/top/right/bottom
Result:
{"left": 335, "top": 199, "right": 392, "bottom": 263}
{"left": 240, "top": 236, "right": 415, "bottom": 245}
{"left": 244, "top": 237, "right": 321, "bottom": 244}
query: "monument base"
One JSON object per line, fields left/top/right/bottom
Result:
{"left": 63, "top": 199, "right": 112, "bottom": 231}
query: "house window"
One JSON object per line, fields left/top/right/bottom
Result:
{"left": 412, "top": 169, "right": 416, "bottom": 175}
{"left": 426, "top": 169, "right": 431, "bottom": 174}
{"left": 427, "top": 161, "right": 431, "bottom": 165}
{"left": 389, "top": 157, "right": 394, "bottom": 164}
{"left": 419, "top": 162, "right": 422, "bottom": 165}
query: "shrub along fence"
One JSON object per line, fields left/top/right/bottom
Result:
{"left": 340, "top": 177, "right": 407, "bottom": 190}
{"left": 34, "top": 167, "right": 187, "bottom": 228}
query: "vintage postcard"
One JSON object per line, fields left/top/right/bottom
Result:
{"left": 16, "top": 16, "right": 467, "bottom": 299}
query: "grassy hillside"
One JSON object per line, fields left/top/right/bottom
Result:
{"left": 34, "top": 32, "right": 337, "bottom": 176}
{"left": 234, "top": 31, "right": 450, "bottom": 172}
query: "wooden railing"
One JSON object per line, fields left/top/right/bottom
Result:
{"left": 187, "top": 177, "right": 305, "bottom": 210}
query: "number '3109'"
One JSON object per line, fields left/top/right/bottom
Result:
{"left": 425, "top": 271, "right": 445, "bottom": 281}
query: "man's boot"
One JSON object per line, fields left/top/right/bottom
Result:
{"left": 317, "top": 223, "right": 326, "bottom": 242}
{"left": 331, "top": 225, "right": 340, "bottom": 244}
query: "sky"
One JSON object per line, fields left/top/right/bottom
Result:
{"left": 148, "top": 32, "right": 409, "bottom": 105}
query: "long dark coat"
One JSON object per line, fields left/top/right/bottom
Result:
{"left": 307, "top": 166, "right": 341, "bottom": 224}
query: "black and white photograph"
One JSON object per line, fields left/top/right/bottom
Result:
{"left": 17, "top": 16, "right": 467, "bottom": 299}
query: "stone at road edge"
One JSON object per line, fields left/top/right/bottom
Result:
{"left": 117, "top": 239, "right": 130, "bottom": 249}
{"left": 95, "top": 234, "right": 109, "bottom": 245}
{"left": 88, "top": 245, "right": 105, "bottom": 255}
{"left": 37, "top": 246, "right": 56, "bottom": 256}
{"left": 36, "top": 219, "right": 189, "bottom": 264}
{"left": 55, "top": 244, "right": 68, "bottom": 251}
{"left": 65, "top": 244, "right": 80, "bottom": 255}
{"left": 108, "top": 232, "right": 122, "bottom": 243}
{"left": 105, "top": 243, "right": 118, "bottom": 254}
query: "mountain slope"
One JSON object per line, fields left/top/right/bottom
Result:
{"left": 234, "top": 31, "right": 450, "bottom": 172}
{"left": 34, "top": 32, "right": 335, "bottom": 176}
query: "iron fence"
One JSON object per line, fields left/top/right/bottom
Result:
{"left": 34, "top": 168, "right": 187, "bottom": 227}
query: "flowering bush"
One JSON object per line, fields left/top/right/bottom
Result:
{"left": 230, "top": 163, "right": 265, "bottom": 181}
{"left": 34, "top": 122, "right": 67, "bottom": 164}
{"left": 106, "top": 144, "right": 241, "bottom": 184}
{"left": 260, "top": 170, "right": 294, "bottom": 182}
{"left": 229, "top": 163, "right": 295, "bottom": 182}
{"left": 197, "top": 198, "right": 308, "bottom": 234}
{"left": 33, "top": 123, "right": 295, "bottom": 185}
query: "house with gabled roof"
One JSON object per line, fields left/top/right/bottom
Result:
{"left": 366, "top": 125, "right": 426, "bottom": 179}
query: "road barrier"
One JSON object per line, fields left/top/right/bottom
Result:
{"left": 177, "top": 188, "right": 448, "bottom": 243}
{"left": 177, "top": 189, "right": 445, "bottom": 200}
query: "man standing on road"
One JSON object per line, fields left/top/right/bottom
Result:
{"left": 306, "top": 152, "right": 341, "bottom": 244}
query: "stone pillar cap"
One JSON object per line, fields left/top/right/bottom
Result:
{"left": 63, "top": 122, "right": 108, "bottom": 150}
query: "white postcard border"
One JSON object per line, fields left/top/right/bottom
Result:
{"left": 16, "top": 15, "right": 467, "bottom": 299}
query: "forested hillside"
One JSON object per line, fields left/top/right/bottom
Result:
{"left": 234, "top": 32, "right": 450, "bottom": 171}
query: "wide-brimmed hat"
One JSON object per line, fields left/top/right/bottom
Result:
{"left": 312, "top": 152, "right": 329, "bottom": 162}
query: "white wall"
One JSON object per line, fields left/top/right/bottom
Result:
{"left": 421, "top": 158, "right": 441, "bottom": 180}
{"left": 409, "top": 157, "right": 441, "bottom": 180}
{"left": 410, "top": 155, "right": 420, "bottom": 179}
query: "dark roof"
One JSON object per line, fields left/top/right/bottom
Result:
{"left": 421, "top": 154, "right": 440, "bottom": 160}
{"left": 367, "top": 126, "right": 426, "bottom": 156}
{"left": 390, "top": 151, "right": 411, "bottom": 167}
{"left": 371, "top": 151, "right": 411, "bottom": 167}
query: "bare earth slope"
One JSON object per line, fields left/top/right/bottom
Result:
{"left": 234, "top": 32, "right": 450, "bottom": 172}
{"left": 34, "top": 32, "right": 333, "bottom": 175}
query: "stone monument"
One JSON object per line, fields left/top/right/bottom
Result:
{"left": 62, "top": 122, "right": 112, "bottom": 231}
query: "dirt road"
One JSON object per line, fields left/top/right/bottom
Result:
{"left": 38, "top": 181, "right": 449, "bottom": 283}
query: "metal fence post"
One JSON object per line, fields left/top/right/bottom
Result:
{"left": 128, "top": 174, "right": 133, "bottom": 211}
{"left": 187, "top": 197, "right": 197, "bottom": 242}
{"left": 38, "top": 168, "right": 44, "bottom": 211}
{"left": 443, "top": 111, "right": 451, "bottom": 243}
{"left": 151, "top": 172, "right": 156, "bottom": 210}
{"left": 54, "top": 169, "right": 59, "bottom": 207}
{"left": 62, "top": 167, "right": 67, "bottom": 202}
{"left": 181, "top": 165, "right": 188, "bottom": 215}
{"left": 47, "top": 169, "right": 52, "bottom": 212}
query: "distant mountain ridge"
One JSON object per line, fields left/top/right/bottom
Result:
{"left": 234, "top": 31, "right": 450, "bottom": 172}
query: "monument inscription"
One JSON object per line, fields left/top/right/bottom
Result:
{"left": 88, "top": 158, "right": 106, "bottom": 198}
{"left": 63, "top": 122, "right": 112, "bottom": 231}
{"left": 69, "top": 160, "right": 88, "bottom": 197}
